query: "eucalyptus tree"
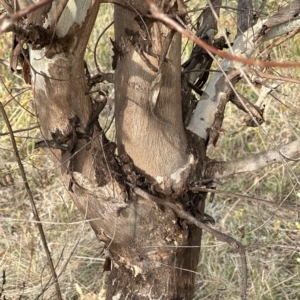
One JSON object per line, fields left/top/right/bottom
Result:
{"left": 2, "top": 0, "right": 300, "bottom": 299}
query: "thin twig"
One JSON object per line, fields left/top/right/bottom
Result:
{"left": 35, "top": 191, "right": 90, "bottom": 299}
{"left": 246, "top": 243, "right": 300, "bottom": 252}
{"left": 134, "top": 187, "right": 248, "bottom": 300}
{"left": 0, "top": 102, "right": 62, "bottom": 300}
{"left": 146, "top": 0, "right": 300, "bottom": 68}
{"left": 94, "top": 20, "right": 114, "bottom": 75}
{"left": 245, "top": 67, "right": 300, "bottom": 85}
{"left": 0, "top": 78, "right": 34, "bottom": 115}
{"left": 0, "top": 125, "right": 39, "bottom": 136}
{"left": 13, "top": 0, "right": 53, "bottom": 20}
{"left": 104, "top": 115, "right": 115, "bottom": 134}
{"left": 0, "top": 0, "right": 54, "bottom": 34}
{"left": 192, "top": 187, "right": 298, "bottom": 212}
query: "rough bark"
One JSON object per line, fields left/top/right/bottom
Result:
{"left": 27, "top": 0, "right": 203, "bottom": 299}
{"left": 236, "top": 0, "right": 253, "bottom": 37}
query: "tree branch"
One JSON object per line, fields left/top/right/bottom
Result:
{"left": 258, "top": 24, "right": 300, "bottom": 57}
{"left": 245, "top": 67, "right": 300, "bottom": 85}
{"left": 0, "top": 0, "right": 54, "bottom": 34}
{"left": 230, "top": 92, "right": 264, "bottom": 126}
{"left": 187, "top": 15, "right": 300, "bottom": 140}
{"left": 147, "top": 0, "right": 300, "bottom": 68}
{"left": 0, "top": 125, "right": 39, "bottom": 136}
{"left": 191, "top": 187, "right": 298, "bottom": 212}
{"left": 205, "top": 139, "right": 300, "bottom": 179}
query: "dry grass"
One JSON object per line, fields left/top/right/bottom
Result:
{"left": 1, "top": 1, "right": 300, "bottom": 299}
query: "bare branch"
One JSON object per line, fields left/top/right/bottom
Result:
{"left": 254, "top": 0, "right": 300, "bottom": 42}
{"left": 187, "top": 16, "right": 300, "bottom": 140}
{"left": 0, "top": 0, "right": 54, "bottom": 34}
{"left": 14, "top": 0, "right": 52, "bottom": 18}
{"left": 205, "top": 140, "right": 300, "bottom": 179}
{"left": 245, "top": 67, "right": 300, "bottom": 85}
{"left": 195, "top": 0, "right": 221, "bottom": 39}
{"left": 191, "top": 187, "right": 298, "bottom": 212}
{"left": 0, "top": 125, "right": 39, "bottom": 136}
{"left": 230, "top": 92, "right": 263, "bottom": 122}
{"left": 258, "top": 24, "right": 300, "bottom": 57}
{"left": 147, "top": 0, "right": 300, "bottom": 68}
{"left": 181, "top": 0, "right": 222, "bottom": 125}
{"left": 93, "top": 20, "right": 115, "bottom": 83}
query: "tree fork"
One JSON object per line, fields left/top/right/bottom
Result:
{"left": 26, "top": 0, "right": 205, "bottom": 298}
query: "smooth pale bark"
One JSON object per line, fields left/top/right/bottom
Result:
{"left": 205, "top": 140, "right": 300, "bottom": 179}
{"left": 114, "top": 3, "right": 191, "bottom": 183}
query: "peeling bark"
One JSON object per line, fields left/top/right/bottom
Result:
{"left": 26, "top": 0, "right": 205, "bottom": 299}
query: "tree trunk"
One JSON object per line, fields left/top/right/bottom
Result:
{"left": 105, "top": 1, "right": 203, "bottom": 298}
{"left": 28, "top": 0, "right": 204, "bottom": 299}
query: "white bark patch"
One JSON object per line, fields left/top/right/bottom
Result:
{"left": 188, "top": 84, "right": 222, "bottom": 140}
{"left": 29, "top": 47, "right": 66, "bottom": 92}
{"left": 112, "top": 293, "right": 122, "bottom": 300}
{"left": 136, "top": 287, "right": 167, "bottom": 300}
{"left": 29, "top": 48, "right": 49, "bottom": 91}
{"left": 155, "top": 155, "right": 194, "bottom": 193}
{"left": 117, "top": 255, "right": 143, "bottom": 277}
{"left": 47, "top": 0, "right": 92, "bottom": 38}
{"left": 170, "top": 154, "right": 194, "bottom": 183}
{"left": 132, "top": 264, "right": 142, "bottom": 277}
